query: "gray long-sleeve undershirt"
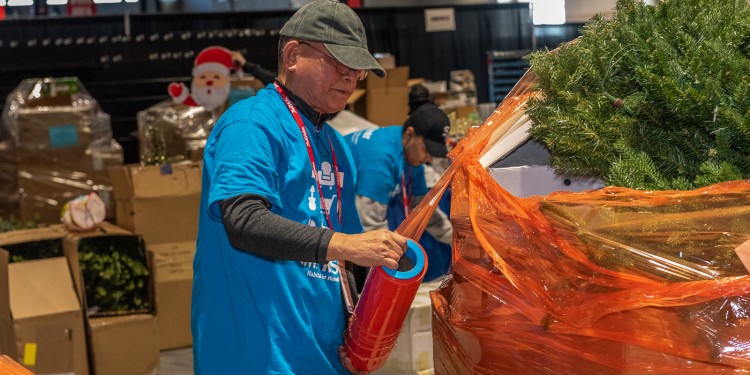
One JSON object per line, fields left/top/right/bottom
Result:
{"left": 220, "top": 193, "right": 360, "bottom": 305}
{"left": 219, "top": 194, "right": 333, "bottom": 263}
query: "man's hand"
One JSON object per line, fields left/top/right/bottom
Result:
{"left": 328, "top": 230, "right": 407, "bottom": 270}
{"left": 231, "top": 50, "right": 247, "bottom": 69}
{"left": 339, "top": 345, "right": 369, "bottom": 375}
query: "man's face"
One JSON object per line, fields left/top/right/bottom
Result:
{"left": 403, "top": 133, "right": 432, "bottom": 167}
{"left": 291, "top": 41, "right": 358, "bottom": 114}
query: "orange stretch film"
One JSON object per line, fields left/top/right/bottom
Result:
{"left": 428, "top": 72, "right": 750, "bottom": 374}
{"left": 0, "top": 355, "right": 33, "bottom": 375}
{"left": 395, "top": 71, "right": 538, "bottom": 241}
{"left": 339, "top": 73, "right": 540, "bottom": 372}
{"left": 344, "top": 240, "right": 428, "bottom": 371}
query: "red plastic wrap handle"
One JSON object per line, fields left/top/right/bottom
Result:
{"left": 344, "top": 239, "right": 428, "bottom": 371}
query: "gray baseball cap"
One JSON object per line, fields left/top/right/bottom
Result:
{"left": 280, "top": 0, "right": 386, "bottom": 78}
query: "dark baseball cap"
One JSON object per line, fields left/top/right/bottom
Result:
{"left": 280, "top": 0, "right": 386, "bottom": 78}
{"left": 405, "top": 102, "right": 450, "bottom": 158}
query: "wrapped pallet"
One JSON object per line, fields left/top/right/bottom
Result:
{"left": 0, "top": 140, "right": 18, "bottom": 218}
{"left": 138, "top": 76, "right": 265, "bottom": 164}
{"left": 136, "top": 101, "right": 214, "bottom": 165}
{"left": 399, "top": 72, "right": 750, "bottom": 374}
{"left": 432, "top": 169, "right": 750, "bottom": 373}
{"left": 2, "top": 77, "right": 123, "bottom": 223}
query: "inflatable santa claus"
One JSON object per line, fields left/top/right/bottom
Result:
{"left": 168, "top": 46, "right": 238, "bottom": 112}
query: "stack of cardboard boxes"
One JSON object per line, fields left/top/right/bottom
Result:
{"left": 64, "top": 222, "right": 159, "bottom": 375}
{"left": 0, "top": 226, "right": 88, "bottom": 375}
{"left": 0, "top": 224, "right": 160, "bottom": 375}
{"left": 349, "top": 56, "right": 411, "bottom": 126}
{"left": 109, "top": 161, "right": 202, "bottom": 350}
{"left": 3, "top": 78, "right": 123, "bottom": 224}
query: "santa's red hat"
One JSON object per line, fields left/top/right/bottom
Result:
{"left": 192, "top": 46, "right": 234, "bottom": 77}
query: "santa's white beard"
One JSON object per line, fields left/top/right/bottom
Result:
{"left": 191, "top": 82, "right": 230, "bottom": 111}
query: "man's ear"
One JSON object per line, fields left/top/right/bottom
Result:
{"left": 402, "top": 126, "right": 415, "bottom": 146}
{"left": 282, "top": 40, "right": 301, "bottom": 72}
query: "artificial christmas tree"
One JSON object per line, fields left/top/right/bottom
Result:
{"left": 526, "top": 0, "right": 750, "bottom": 190}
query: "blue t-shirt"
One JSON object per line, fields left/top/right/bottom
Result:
{"left": 346, "top": 126, "right": 451, "bottom": 281}
{"left": 192, "top": 83, "right": 363, "bottom": 374}
{"left": 344, "top": 126, "right": 427, "bottom": 205}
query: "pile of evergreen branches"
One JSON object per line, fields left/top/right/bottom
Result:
{"left": 526, "top": 0, "right": 750, "bottom": 190}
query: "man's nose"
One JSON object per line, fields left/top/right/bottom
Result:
{"left": 342, "top": 69, "right": 357, "bottom": 82}
{"left": 206, "top": 80, "right": 214, "bottom": 86}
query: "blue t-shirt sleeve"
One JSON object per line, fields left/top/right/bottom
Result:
{"left": 206, "top": 118, "right": 284, "bottom": 221}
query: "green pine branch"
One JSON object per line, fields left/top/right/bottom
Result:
{"left": 526, "top": 0, "right": 750, "bottom": 189}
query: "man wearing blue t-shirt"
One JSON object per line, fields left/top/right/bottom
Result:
{"left": 345, "top": 88, "right": 453, "bottom": 288}
{"left": 191, "top": 1, "right": 408, "bottom": 374}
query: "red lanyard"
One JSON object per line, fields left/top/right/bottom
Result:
{"left": 401, "top": 165, "right": 412, "bottom": 217}
{"left": 274, "top": 82, "right": 342, "bottom": 229}
{"left": 274, "top": 82, "right": 354, "bottom": 314}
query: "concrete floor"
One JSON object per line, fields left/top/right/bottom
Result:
{"left": 159, "top": 348, "right": 194, "bottom": 375}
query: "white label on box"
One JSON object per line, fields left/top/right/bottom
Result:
{"left": 425, "top": 8, "right": 456, "bottom": 32}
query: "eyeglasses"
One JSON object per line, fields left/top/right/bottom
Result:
{"left": 299, "top": 41, "right": 369, "bottom": 81}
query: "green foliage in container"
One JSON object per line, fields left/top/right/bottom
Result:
{"left": 0, "top": 215, "right": 37, "bottom": 234}
{"left": 78, "top": 235, "right": 150, "bottom": 315}
{"left": 5, "top": 239, "right": 63, "bottom": 263}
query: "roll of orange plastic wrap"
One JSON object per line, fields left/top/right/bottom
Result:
{"left": 344, "top": 239, "right": 428, "bottom": 371}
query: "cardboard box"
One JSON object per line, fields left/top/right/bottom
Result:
{"left": 362, "top": 66, "right": 410, "bottom": 90}
{"left": 375, "top": 54, "right": 396, "bottom": 69}
{"left": 148, "top": 241, "right": 196, "bottom": 350}
{"left": 365, "top": 87, "right": 410, "bottom": 126}
{"left": 0, "top": 225, "right": 67, "bottom": 268}
{"left": 63, "top": 222, "right": 152, "bottom": 317}
{"left": 375, "top": 280, "right": 441, "bottom": 375}
{"left": 0, "top": 250, "right": 89, "bottom": 375}
{"left": 15, "top": 99, "right": 95, "bottom": 157}
{"left": 18, "top": 167, "right": 114, "bottom": 224}
{"left": 488, "top": 165, "right": 603, "bottom": 198}
{"left": 88, "top": 314, "right": 159, "bottom": 375}
{"left": 376, "top": 331, "right": 433, "bottom": 375}
{"left": 0, "top": 251, "right": 16, "bottom": 359}
{"left": 109, "top": 162, "right": 202, "bottom": 245}
{"left": 349, "top": 66, "right": 411, "bottom": 126}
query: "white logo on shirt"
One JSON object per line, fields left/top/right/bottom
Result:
{"left": 308, "top": 186, "right": 317, "bottom": 211}
{"left": 323, "top": 195, "right": 336, "bottom": 216}
{"left": 317, "top": 162, "right": 345, "bottom": 189}
{"left": 300, "top": 260, "right": 340, "bottom": 282}
{"left": 361, "top": 129, "right": 375, "bottom": 140}
{"left": 389, "top": 183, "right": 401, "bottom": 199}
